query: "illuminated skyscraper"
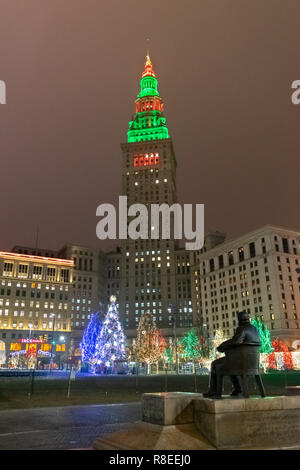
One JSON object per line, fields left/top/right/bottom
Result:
{"left": 119, "top": 55, "right": 193, "bottom": 334}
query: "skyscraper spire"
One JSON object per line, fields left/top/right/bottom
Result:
{"left": 142, "top": 54, "right": 156, "bottom": 78}
{"left": 127, "top": 55, "right": 170, "bottom": 143}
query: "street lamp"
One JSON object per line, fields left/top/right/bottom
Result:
{"left": 169, "top": 304, "right": 179, "bottom": 375}
{"left": 26, "top": 323, "right": 33, "bottom": 370}
{"left": 50, "top": 313, "right": 56, "bottom": 373}
{"left": 58, "top": 335, "right": 65, "bottom": 370}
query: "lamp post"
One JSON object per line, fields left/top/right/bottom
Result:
{"left": 27, "top": 323, "right": 32, "bottom": 370}
{"left": 59, "top": 335, "right": 65, "bottom": 370}
{"left": 169, "top": 304, "right": 179, "bottom": 375}
{"left": 50, "top": 313, "right": 55, "bottom": 373}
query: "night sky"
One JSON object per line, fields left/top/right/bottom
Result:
{"left": 0, "top": 1, "right": 299, "bottom": 252}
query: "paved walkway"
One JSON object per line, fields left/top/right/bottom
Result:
{"left": 0, "top": 402, "right": 141, "bottom": 450}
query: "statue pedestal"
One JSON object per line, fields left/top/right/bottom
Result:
{"left": 142, "top": 392, "right": 202, "bottom": 425}
{"left": 93, "top": 421, "right": 214, "bottom": 450}
{"left": 93, "top": 392, "right": 212, "bottom": 450}
{"left": 194, "top": 395, "right": 300, "bottom": 449}
{"left": 93, "top": 393, "right": 300, "bottom": 450}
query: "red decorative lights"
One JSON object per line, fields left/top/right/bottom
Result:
{"left": 142, "top": 55, "right": 156, "bottom": 78}
{"left": 133, "top": 153, "right": 160, "bottom": 167}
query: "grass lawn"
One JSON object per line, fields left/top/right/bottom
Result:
{"left": 0, "top": 371, "right": 299, "bottom": 410}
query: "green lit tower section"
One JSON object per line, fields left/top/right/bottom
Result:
{"left": 127, "top": 55, "right": 170, "bottom": 143}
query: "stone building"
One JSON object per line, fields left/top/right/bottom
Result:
{"left": 192, "top": 225, "right": 300, "bottom": 348}
{"left": 0, "top": 250, "right": 73, "bottom": 365}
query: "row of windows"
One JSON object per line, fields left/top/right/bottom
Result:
{"left": 2, "top": 263, "right": 70, "bottom": 282}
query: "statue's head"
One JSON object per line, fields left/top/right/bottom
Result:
{"left": 237, "top": 310, "right": 250, "bottom": 324}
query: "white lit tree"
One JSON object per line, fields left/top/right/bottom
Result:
{"left": 95, "top": 296, "right": 126, "bottom": 369}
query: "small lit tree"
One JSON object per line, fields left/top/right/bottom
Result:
{"left": 164, "top": 337, "right": 185, "bottom": 365}
{"left": 268, "top": 338, "right": 294, "bottom": 370}
{"left": 135, "top": 313, "right": 166, "bottom": 374}
{"left": 179, "top": 329, "right": 201, "bottom": 361}
{"left": 179, "top": 329, "right": 203, "bottom": 372}
{"left": 80, "top": 312, "right": 102, "bottom": 371}
{"left": 251, "top": 317, "right": 273, "bottom": 354}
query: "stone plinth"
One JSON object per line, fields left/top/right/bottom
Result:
{"left": 93, "top": 421, "right": 214, "bottom": 450}
{"left": 194, "top": 395, "right": 300, "bottom": 449}
{"left": 142, "top": 392, "right": 202, "bottom": 425}
{"left": 93, "top": 392, "right": 210, "bottom": 450}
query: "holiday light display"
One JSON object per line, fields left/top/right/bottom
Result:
{"left": 135, "top": 313, "right": 166, "bottom": 373}
{"left": 164, "top": 337, "right": 185, "bottom": 364}
{"left": 127, "top": 54, "right": 170, "bottom": 143}
{"left": 267, "top": 338, "right": 294, "bottom": 370}
{"left": 80, "top": 312, "right": 102, "bottom": 369}
{"left": 133, "top": 153, "right": 159, "bottom": 167}
{"left": 95, "top": 296, "right": 126, "bottom": 368}
{"left": 250, "top": 317, "right": 273, "bottom": 354}
{"left": 212, "top": 329, "right": 226, "bottom": 360}
{"left": 179, "top": 329, "right": 201, "bottom": 361}
{"left": 198, "top": 334, "right": 212, "bottom": 361}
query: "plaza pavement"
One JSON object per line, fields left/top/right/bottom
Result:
{"left": 0, "top": 402, "right": 141, "bottom": 450}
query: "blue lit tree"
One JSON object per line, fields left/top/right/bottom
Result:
{"left": 95, "top": 296, "right": 126, "bottom": 370}
{"left": 80, "top": 312, "right": 102, "bottom": 370}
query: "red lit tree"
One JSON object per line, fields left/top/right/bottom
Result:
{"left": 267, "top": 338, "right": 294, "bottom": 370}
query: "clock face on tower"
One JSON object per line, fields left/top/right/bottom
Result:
{"left": 133, "top": 152, "right": 159, "bottom": 168}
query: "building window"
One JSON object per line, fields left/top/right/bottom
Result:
{"left": 18, "top": 264, "right": 28, "bottom": 278}
{"left": 61, "top": 269, "right": 70, "bottom": 283}
{"left": 33, "top": 266, "right": 43, "bottom": 279}
{"left": 282, "top": 238, "right": 289, "bottom": 254}
{"left": 249, "top": 242, "right": 256, "bottom": 258}
{"left": 47, "top": 268, "right": 56, "bottom": 282}
{"left": 3, "top": 263, "right": 13, "bottom": 277}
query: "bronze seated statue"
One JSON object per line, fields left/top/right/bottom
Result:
{"left": 203, "top": 311, "right": 266, "bottom": 399}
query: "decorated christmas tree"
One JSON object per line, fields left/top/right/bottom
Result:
{"left": 135, "top": 313, "right": 166, "bottom": 373}
{"left": 250, "top": 316, "right": 273, "bottom": 354}
{"left": 179, "top": 329, "right": 201, "bottom": 362}
{"left": 80, "top": 312, "right": 102, "bottom": 369}
{"left": 95, "top": 296, "right": 126, "bottom": 369}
